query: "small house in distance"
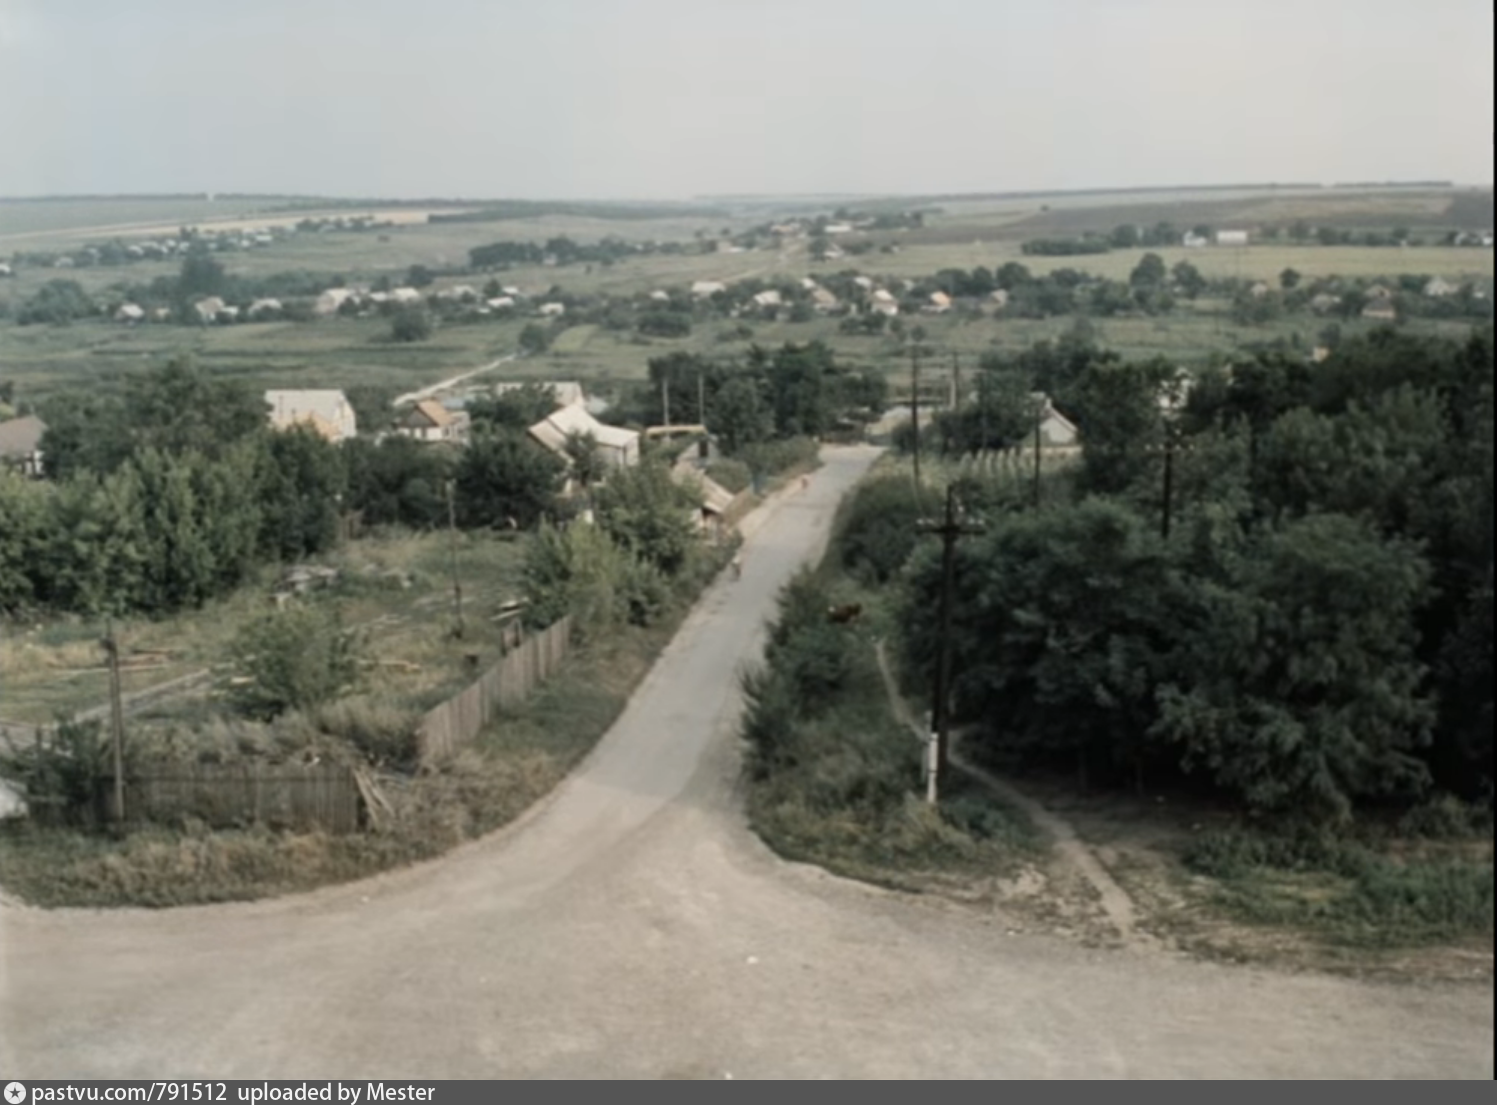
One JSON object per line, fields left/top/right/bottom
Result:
{"left": 396, "top": 399, "right": 469, "bottom": 444}
{"left": 1215, "top": 229, "right": 1250, "bottom": 247}
{"left": 265, "top": 389, "right": 358, "bottom": 443}
{"left": 0, "top": 415, "right": 47, "bottom": 477}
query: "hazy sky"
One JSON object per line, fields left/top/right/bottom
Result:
{"left": 1, "top": 0, "right": 1491, "bottom": 200}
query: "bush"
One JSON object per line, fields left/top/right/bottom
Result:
{"left": 390, "top": 306, "right": 432, "bottom": 343}
{"left": 0, "top": 717, "right": 111, "bottom": 826}
{"left": 223, "top": 605, "right": 364, "bottom": 720}
{"left": 835, "top": 473, "right": 923, "bottom": 584}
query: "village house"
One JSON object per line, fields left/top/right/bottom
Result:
{"left": 396, "top": 399, "right": 469, "bottom": 445}
{"left": 0, "top": 415, "right": 47, "bottom": 477}
{"left": 1215, "top": 229, "right": 1250, "bottom": 246}
{"left": 1424, "top": 277, "right": 1457, "bottom": 297}
{"left": 1310, "top": 292, "right": 1342, "bottom": 314}
{"left": 925, "top": 290, "right": 952, "bottom": 314}
{"left": 115, "top": 303, "right": 145, "bottom": 324}
{"left": 264, "top": 389, "right": 358, "bottom": 443}
{"left": 314, "top": 288, "right": 361, "bottom": 316}
{"left": 528, "top": 404, "right": 640, "bottom": 470}
{"left": 870, "top": 288, "right": 899, "bottom": 317}
{"left": 691, "top": 280, "right": 727, "bottom": 298}
{"left": 1362, "top": 299, "right": 1398, "bottom": 322}
{"left": 537, "top": 302, "right": 566, "bottom": 318}
{"left": 193, "top": 296, "right": 227, "bottom": 324}
{"left": 247, "top": 298, "right": 283, "bottom": 320}
{"left": 751, "top": 289, "right": 782, "bottom": 309}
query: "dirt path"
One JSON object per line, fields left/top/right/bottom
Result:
{"left": 2, "top": 446, "right": 1491, "bottom": 1079}
{"left": 390, "top": 352, "right": 519, "bottom": 407}
{"left": 871, "top": 642, "right": 1146, "bottom": 946}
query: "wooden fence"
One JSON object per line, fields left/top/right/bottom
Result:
{"left": 90, "top": 761, "right": 364, "bottom": 833}
{"left": 416, "top": 616, "right": 573, "bottom": 763}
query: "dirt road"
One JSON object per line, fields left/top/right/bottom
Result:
{"left": 2, "top": 446, "right": 1491, "bottom": 1079}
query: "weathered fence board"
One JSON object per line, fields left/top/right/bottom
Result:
{"left": 105, "top": 761, "right": 363, "bottom": 833}
{"left": 416, "top": 617, "right": 573, "bottom": 762}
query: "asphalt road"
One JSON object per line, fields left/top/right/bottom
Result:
{"left": 2, "top": 445, "right": 1491, "bottom": 1079}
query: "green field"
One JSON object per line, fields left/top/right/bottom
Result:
{"left": 3, "top": 186, "right": 1491, "bottom": 406}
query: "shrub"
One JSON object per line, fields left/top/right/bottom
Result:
{"left": 223, "top": 605, "right": 364, "bottom": 720}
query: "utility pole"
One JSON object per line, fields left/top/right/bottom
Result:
{"left": 661, "top": 377, "right": 671, "bottom": 430}
{"left": 915, "top": 485, "right": 986, "bottom": 804}
{"left": 951, "top": 352, "right": 961, "bottom": 413}
{"left": 910, "top": 347, "right": 922, "bottom": 489}
{"left": 101, "top": 622, "right": 126, "bottom": 829}
{"left": 445, "top": 479, "right": 465, "bottom": 639}
{"left": 697, "top": 370, "right": 706, "bottom": 427}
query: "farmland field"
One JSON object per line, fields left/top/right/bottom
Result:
{"left": 3, "top": 185, "right": 1491, "bottom": 405}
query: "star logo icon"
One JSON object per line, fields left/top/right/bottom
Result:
{"left": 4, "top": 1083, "right": 26, "bottom": 1104}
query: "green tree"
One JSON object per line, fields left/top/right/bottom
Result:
{"left": 467, "top": 383, "right": 560, "bottom": 431}
{"left": 564, "top": 430, "right": 608, "bottom": 493}
{"left": 593, "top": 458, "right": 700, "bottom": 576}
{"left": 225, "top": 605, "right": 364, "bottom": 720}
{"left": 390, "top": 306, "right": 432, "bottom": 343}
{"left": 1279, "top": 267, "right": 1302, "bottom": 291}
{"left": 255, "top": 426, "right": 347, "bottom": 561}
{"left": 1128, "top": 252, "right": 1167, "bottom": 289}
{"left": 518, "top": 322, "right": 552, "bottom": 355}
{"left": 706, "top": 374, "right": 773, "bottom": 455}
{"left": 343, "top": 436, "right": 454, "bottom": 529}
{"left": 1170, "top": 260, "right": 1207, "bottom": 299}
{"left": 454, "top": 428, "right": 565, "bottom": 528}
{"left": 1155, "top": 513, "right": 1434, "bottom": 821}
{"left": 177, "top": 251, "right": 226, "bottom": 298}
{"left": 16, "top": 279, "right": 95, "bottom": 325}
{"left": 0, "top": 468, "right": 47, "bottom": 612}
{"left": 903, "top": 498, "right": 1188, "bottom": 785}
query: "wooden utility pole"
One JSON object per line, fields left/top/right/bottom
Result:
{"left": 910, "top": 347, "right": 922, "bottom": 490}
{"left": 661, "top": 377, "right": 671, "bottom": 430}
{"left": 915, "top": 486, "right": 986, "bottom": 804}
{"left": 101, "top": 622, "right": 126, "bottom": 828}
{"left": 445, "top": 480, "right": 465, "bottom": 639}
{"left": 697, "top": 371, "right": 706, "bottom": 426}
{"left": 951, "top": 352, "right": 961, "bottom": 413}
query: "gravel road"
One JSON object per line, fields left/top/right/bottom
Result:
{"left": 2, "top": 445, "right": 1490, "bottom": 1079}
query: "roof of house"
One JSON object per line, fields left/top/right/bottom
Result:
{"left": 673, "top": 467, "right": 735, "bottom": 515}
{"left": 528, "top": 404, "right": 639, "bottom": 454}
{"left": 0, "top": 415, "right": 46, "bottom": 458}
{"left": 404, "top": 399, "right": 454, "bottom": 428}
{"left": 265, "top": 389, "right": 357, "bottom": 439}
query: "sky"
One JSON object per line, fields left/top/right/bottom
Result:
{"left": 1, "top": 0, "right": 1492, "bottom": 200}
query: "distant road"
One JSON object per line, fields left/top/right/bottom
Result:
{"left": 391, "top": 353, "right": 519, "bottom": 407}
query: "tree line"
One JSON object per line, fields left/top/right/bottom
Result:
{"left": 873, "top": 326, "right": 1493, "bottom": 821}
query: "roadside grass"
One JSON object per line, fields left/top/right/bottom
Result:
{"left": 1182, "top": 819, "right": 1494, "bottom": 948}
{"left": 741, "top": 538, "right": 1041, "bottom": 891}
